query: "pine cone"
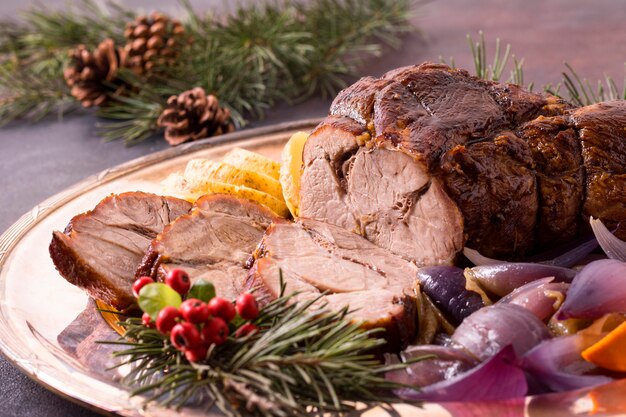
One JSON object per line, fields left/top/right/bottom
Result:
{"left": 64, "top": 38, "right": 126, "bottom": 107}
{"left": 157, "top": 87, "right": 235, "bottom": 146}
{"left": 123, "top": 12, "right": 187, "bottom": 76}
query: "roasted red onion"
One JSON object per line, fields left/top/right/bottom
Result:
{"left": 497, "top": 277, "right": 569, "bottom": 321}
{"left": 386, "top": 345, "right": 477, "bottom": 388}
{"left": 467, "top": 263, "right": 576, "bottom": 297}
{"left": 393, "top": 345, "right": 528, "bottom": 402}
{"left": 558, "top": 259, "right": 626, "bottom": 320}
{"left": 591, "top": 217, "right": 626, "bottom": 262}
{"left": 417, "top": 266, "right": 485, "bottom": 325}
{"left": 521, "top": 334, "right": 613, "bottom": 392}
{"left": 452, "top": 304, "right": 551, "bottom": 361}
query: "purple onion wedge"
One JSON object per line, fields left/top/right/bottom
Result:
{"left": 591, "top": 217, "right": 626, "bottom": 262}
{"left": 497, "top": 277, "right": 569, "bottom": 321}
{"left": 393, "top": 345, "right": 528, "bottom": 402}
{"left": 417, "top": 266, "right": 485, "bottom": 325}
{"left": 452, "top": 304, "right": 551, "bottom": 361}
{"left": 467, "top": 263, "right": 576, "bottom": 297}
{"left": 521, "top": 334, "right": 613, "bottom": 393}
{"left": 558, "top": 259, "right": 626, "bottom": 320}
{"left": 386, "top": 345, "right": 477, "bottom": 388}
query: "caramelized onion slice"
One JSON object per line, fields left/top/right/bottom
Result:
{"left": 591, "top": 217, "right": 626, "bottom": 262}
{"left": 393, "top": 345, "right": 527, "bottom": 402}
{"left": 521, "top": 334, "right": 613, "bottom": 393}
{"left": 467, "top": 263, "right": 576, "bottom": 298}
{"left": 497, "top": 277, "right": 569, "bottom": 321}
{"left": 558, "top": 259, "right": 626, "bottom": 320}
{"left": 452, "top": 304, "right": 551, "bottom": 361}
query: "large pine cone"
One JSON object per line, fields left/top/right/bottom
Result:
{"left": 64, "top": 38, "right": 126, "bottom": 107}
{"left": 157, "top": 87, "right": 235, "bottom": 146}
{"left": 123, "top": 12, "right": 187, "bottom": 76}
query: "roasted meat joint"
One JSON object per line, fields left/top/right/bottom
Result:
{"left": 50, "top": 63, "right": 626, "bottom": 354}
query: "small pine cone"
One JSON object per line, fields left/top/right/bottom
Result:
{"left": 64, "top": 38, "right": 126, "bottom": 107}
{"left": 157, "top": 87, "right": 235, "bottom": 146}
{"left": 123, "top": 11, "right": 188, "bottom": 76}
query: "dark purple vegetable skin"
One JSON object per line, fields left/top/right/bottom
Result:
{"left": 417, "top": 266, "right": 485, "bottom": 325}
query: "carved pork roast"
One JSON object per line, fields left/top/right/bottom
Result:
{"left": 299, "top": 62, "right": 626, "bottom": 261}
{"left": 246, "top": 218, "right": 418, "bottom": 351}
{"left": 49, "top": 192, "right": 192, "bottom": 310}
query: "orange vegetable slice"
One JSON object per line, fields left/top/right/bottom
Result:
{"left": 582, "top": 320, "right": 626, "bottom": 372}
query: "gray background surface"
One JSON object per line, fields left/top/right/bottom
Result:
{"left": 0, "top": 0, "right": 625, "bottom": 415}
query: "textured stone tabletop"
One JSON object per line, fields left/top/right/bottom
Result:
{"left": 0, "top": 0, "right": 624, "bottom": 415}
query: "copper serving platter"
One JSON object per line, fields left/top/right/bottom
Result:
{"left": 0, "top": 120, "right": 624, "bottom": 417}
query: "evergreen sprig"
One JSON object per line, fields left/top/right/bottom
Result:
{"left": 456, "top": 31, "right": 625, "bottom": 104}
{"left": 105, "top": 291, "right": 418, "bottom": 416}
{"left": 0, "top": 0, "right": 413, "bottom": 144}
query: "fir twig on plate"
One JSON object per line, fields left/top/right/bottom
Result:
{"left": 104, "top": 288, "right": 419, "bottom": 416}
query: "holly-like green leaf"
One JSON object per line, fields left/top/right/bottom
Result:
{"left": 138, "top": 283, "right": 182, "bottom": 319}
{"left": 187, "top": 279, "right": 216, "bottom": 303}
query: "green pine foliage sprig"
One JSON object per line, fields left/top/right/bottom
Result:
{"left": 104, "top": 290, "right": 418, "bottom": 416}
{"left": 0, "top": 0, "right": 413, "bottom": 143}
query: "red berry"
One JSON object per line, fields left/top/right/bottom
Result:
{"left": 156, "top": 306, "right": 181, "bottom": 334}
{"left": 132, "top": 276, "right": 154, "bottom": 298}
{"left": 184, "top": 345, "right": 208, "bottom": 363}
{"left": 235, "top": 323, "right": 258, "bottom": 338}
{"left": 202, "top": 317, "right": 229, "bottom": 346}
{"left": 170, "top": 322, "right": 202, "bottom": 351}
{"left": 165, "top": 268, "right": 191, "bottom": 295}
{"left": 236, "top": 293, "right": 259, "bottom": 320}
{"left": 180, "top": 298, "right": 210, "bottom": 324}
{"left": 207, "top": 297, "right": 236, "bottom": 322}
{"left": 141, "top": 312, "right": 154, "bottom": 327}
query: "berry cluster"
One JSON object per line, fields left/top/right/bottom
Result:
{"left": 132, "top": 269, "right": 259, "bottom": 363}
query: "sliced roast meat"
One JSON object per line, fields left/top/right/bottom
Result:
{"left": 246, "top": 218, "right": 418, "bottom": 351}
{"left": 137, "top": 194, "right": 279, "bottom": 300}
{"left": 301, "top": 61, "right": 625, "bottom": 260}
{"left": 49, "top": 192, "right": 192, "bottom": 311}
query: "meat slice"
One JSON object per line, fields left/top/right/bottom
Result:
{"left": 49, "top": 192, "right": 192, "bottom": 311}
{"left": 300, "top": 115, "right": 465, "bottom": 265}
{"left": 246, "top": 218, "right": 418, "bottom": 351}
{"left": 569, "top": 101, "right": 626, "bottom": 239}
{"left": 137, "top": 194, "right": 279, "bottom": 300}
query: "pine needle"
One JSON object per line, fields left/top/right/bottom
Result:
{"left": 105, "top": 292, "right": 418, "bottom": 416}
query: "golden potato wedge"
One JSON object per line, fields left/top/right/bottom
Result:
{"left": 222, "top": 148, "right": 281, "bottom": 180}
{"left": 194, "top": 181, "right": 290, "bottom": 217}
{"left": 280, "top": 131, "right": 309, "bottom": 217}
{"left": 182, "top": 159, "right": 284, "bottom": 201}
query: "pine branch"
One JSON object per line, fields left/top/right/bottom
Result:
{"left": 96, "top": 0, "right": 414, "bottom": 144}
{"left": 546, "top": 62, "right": 626, "bottom": 106}
{"left": 0, "top": 59, "right": 75, "bottom": 126}
{"left": 105, "top": 292, "right": 420, "bottom": 416}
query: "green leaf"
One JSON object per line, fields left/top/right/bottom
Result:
{"left": 187, "top": 279, "right": 216, "bottom": 303}
{"left": 138, "top": 283, "right": 182, "bottom": 319}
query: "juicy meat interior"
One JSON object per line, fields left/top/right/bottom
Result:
{"left": 246, "top": 218, "right": 418, "bottom": 350}
{"left": 299, "top": 62, "right": 626, "bottom": 260}
{"left": 49, "top": 192, "right": 192, "bottom": 310}
{"left": 137, "top": 194, "right": 279, "bottom": 300}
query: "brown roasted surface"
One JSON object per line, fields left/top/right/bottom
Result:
{"left": 246, "top": 218, "right": 418, "bottom": 351}
{"left": 136, "top": 194, "right": 279, "bottom": 300}
{"left": 300, "top": 62, "right": 626, "bottom": 260}
{"left": 49, "top": 192, "right": 192, "bottom": 311}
